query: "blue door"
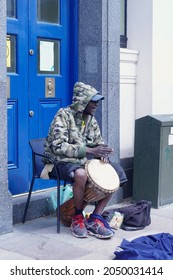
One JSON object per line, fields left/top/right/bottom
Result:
{"left": 7, "top": 0, "right": 77, "bottom": 195}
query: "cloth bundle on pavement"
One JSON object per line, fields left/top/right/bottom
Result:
{"left": 114, "top": 233, "right": 173, "bottom": 260}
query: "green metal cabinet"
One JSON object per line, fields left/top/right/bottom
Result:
{"left": 133, "top": 115, "right": 173, "bottom": 208}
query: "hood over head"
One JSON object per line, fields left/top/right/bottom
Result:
{"left": 70, "top": 82, "right": 104, "bottom": 114}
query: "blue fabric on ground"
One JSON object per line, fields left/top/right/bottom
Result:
{"left": 114, "top": 233, "right": 173, "bottom": 260}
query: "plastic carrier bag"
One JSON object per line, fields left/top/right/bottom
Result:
{"left": 50, "top": 184, "right": 73, "bottom": 210}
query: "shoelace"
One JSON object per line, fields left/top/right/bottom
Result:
{"left": 90, "top": 218, "right": 105, "bottom": 228}
{"left": 89, "top": 213, "right": 114, "bottom": 234}
{"left": 73, "top": 217, "right": 85, "bottom": 229}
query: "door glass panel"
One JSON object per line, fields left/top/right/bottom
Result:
{"left": 37, "top": 0, "right": 60, "bottom": 24}
{"left": 6, "top": 35, "right": 16, "bottom": 73}
{"left": 7, "top": 0, "right": 16, "bottom": 18}
{"left": 37, "top": 39, "right": 60, "bottom": 74}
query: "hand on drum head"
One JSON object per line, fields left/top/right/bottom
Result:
{"left": 86, "top": 144, "right": 114, "bottom": 158}
{"left": 101, "top": 156, "right": 109, "bottom": 163}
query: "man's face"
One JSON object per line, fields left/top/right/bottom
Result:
{"left": 84, "top": 100, "right": 99, "bottom": 116}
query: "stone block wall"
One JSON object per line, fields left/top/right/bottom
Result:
{"left": 0, "top": 0, "right": 13, "bottom": 235}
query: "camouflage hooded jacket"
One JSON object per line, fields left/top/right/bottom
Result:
{"left": 44, "top": 82, "right": 104, "bottom": 165}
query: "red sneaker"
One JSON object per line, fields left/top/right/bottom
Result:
{"left": 71, "top": 214, "right": 88, "bottom": 238}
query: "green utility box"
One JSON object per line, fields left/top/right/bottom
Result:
{"left": 133, "top": 115, "right": 173, "bottom": 208}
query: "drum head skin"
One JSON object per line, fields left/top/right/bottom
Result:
{"left": 85, "top": 159, "right": 120, "bottom": 193}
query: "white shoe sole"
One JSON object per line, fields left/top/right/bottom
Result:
{"left": 87, "top": 230, "right": 113, "bottom": 239}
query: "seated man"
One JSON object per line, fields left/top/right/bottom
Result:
{"left": 44, "top": 82, "right": 127, "bottom": 239}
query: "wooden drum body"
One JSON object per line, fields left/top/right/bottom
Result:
{"left": 84, "top": 159, "right": 120, "bottom": 202}
{"left": 60, "top": 159, "right": 120, "bottom": 226}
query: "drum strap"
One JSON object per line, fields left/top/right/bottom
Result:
{"left": 88, "top": 213, "right": 114, "bottom": 234}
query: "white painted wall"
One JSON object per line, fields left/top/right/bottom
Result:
{"left": 152, "top": 0, "right": 173, "bottom": 114}
{"left": 120, "top": 0, "right": 173, "bottom": 158}
{"left": 127, "top": 0, "right": 153, "bottom": 119}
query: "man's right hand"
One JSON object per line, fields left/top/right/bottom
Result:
{"left": 86, "top": 145, "right": 114, "bottom": 158}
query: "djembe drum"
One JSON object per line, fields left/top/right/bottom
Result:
{"left": 60, "top": 159, "right": 120, "bottom": 226}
